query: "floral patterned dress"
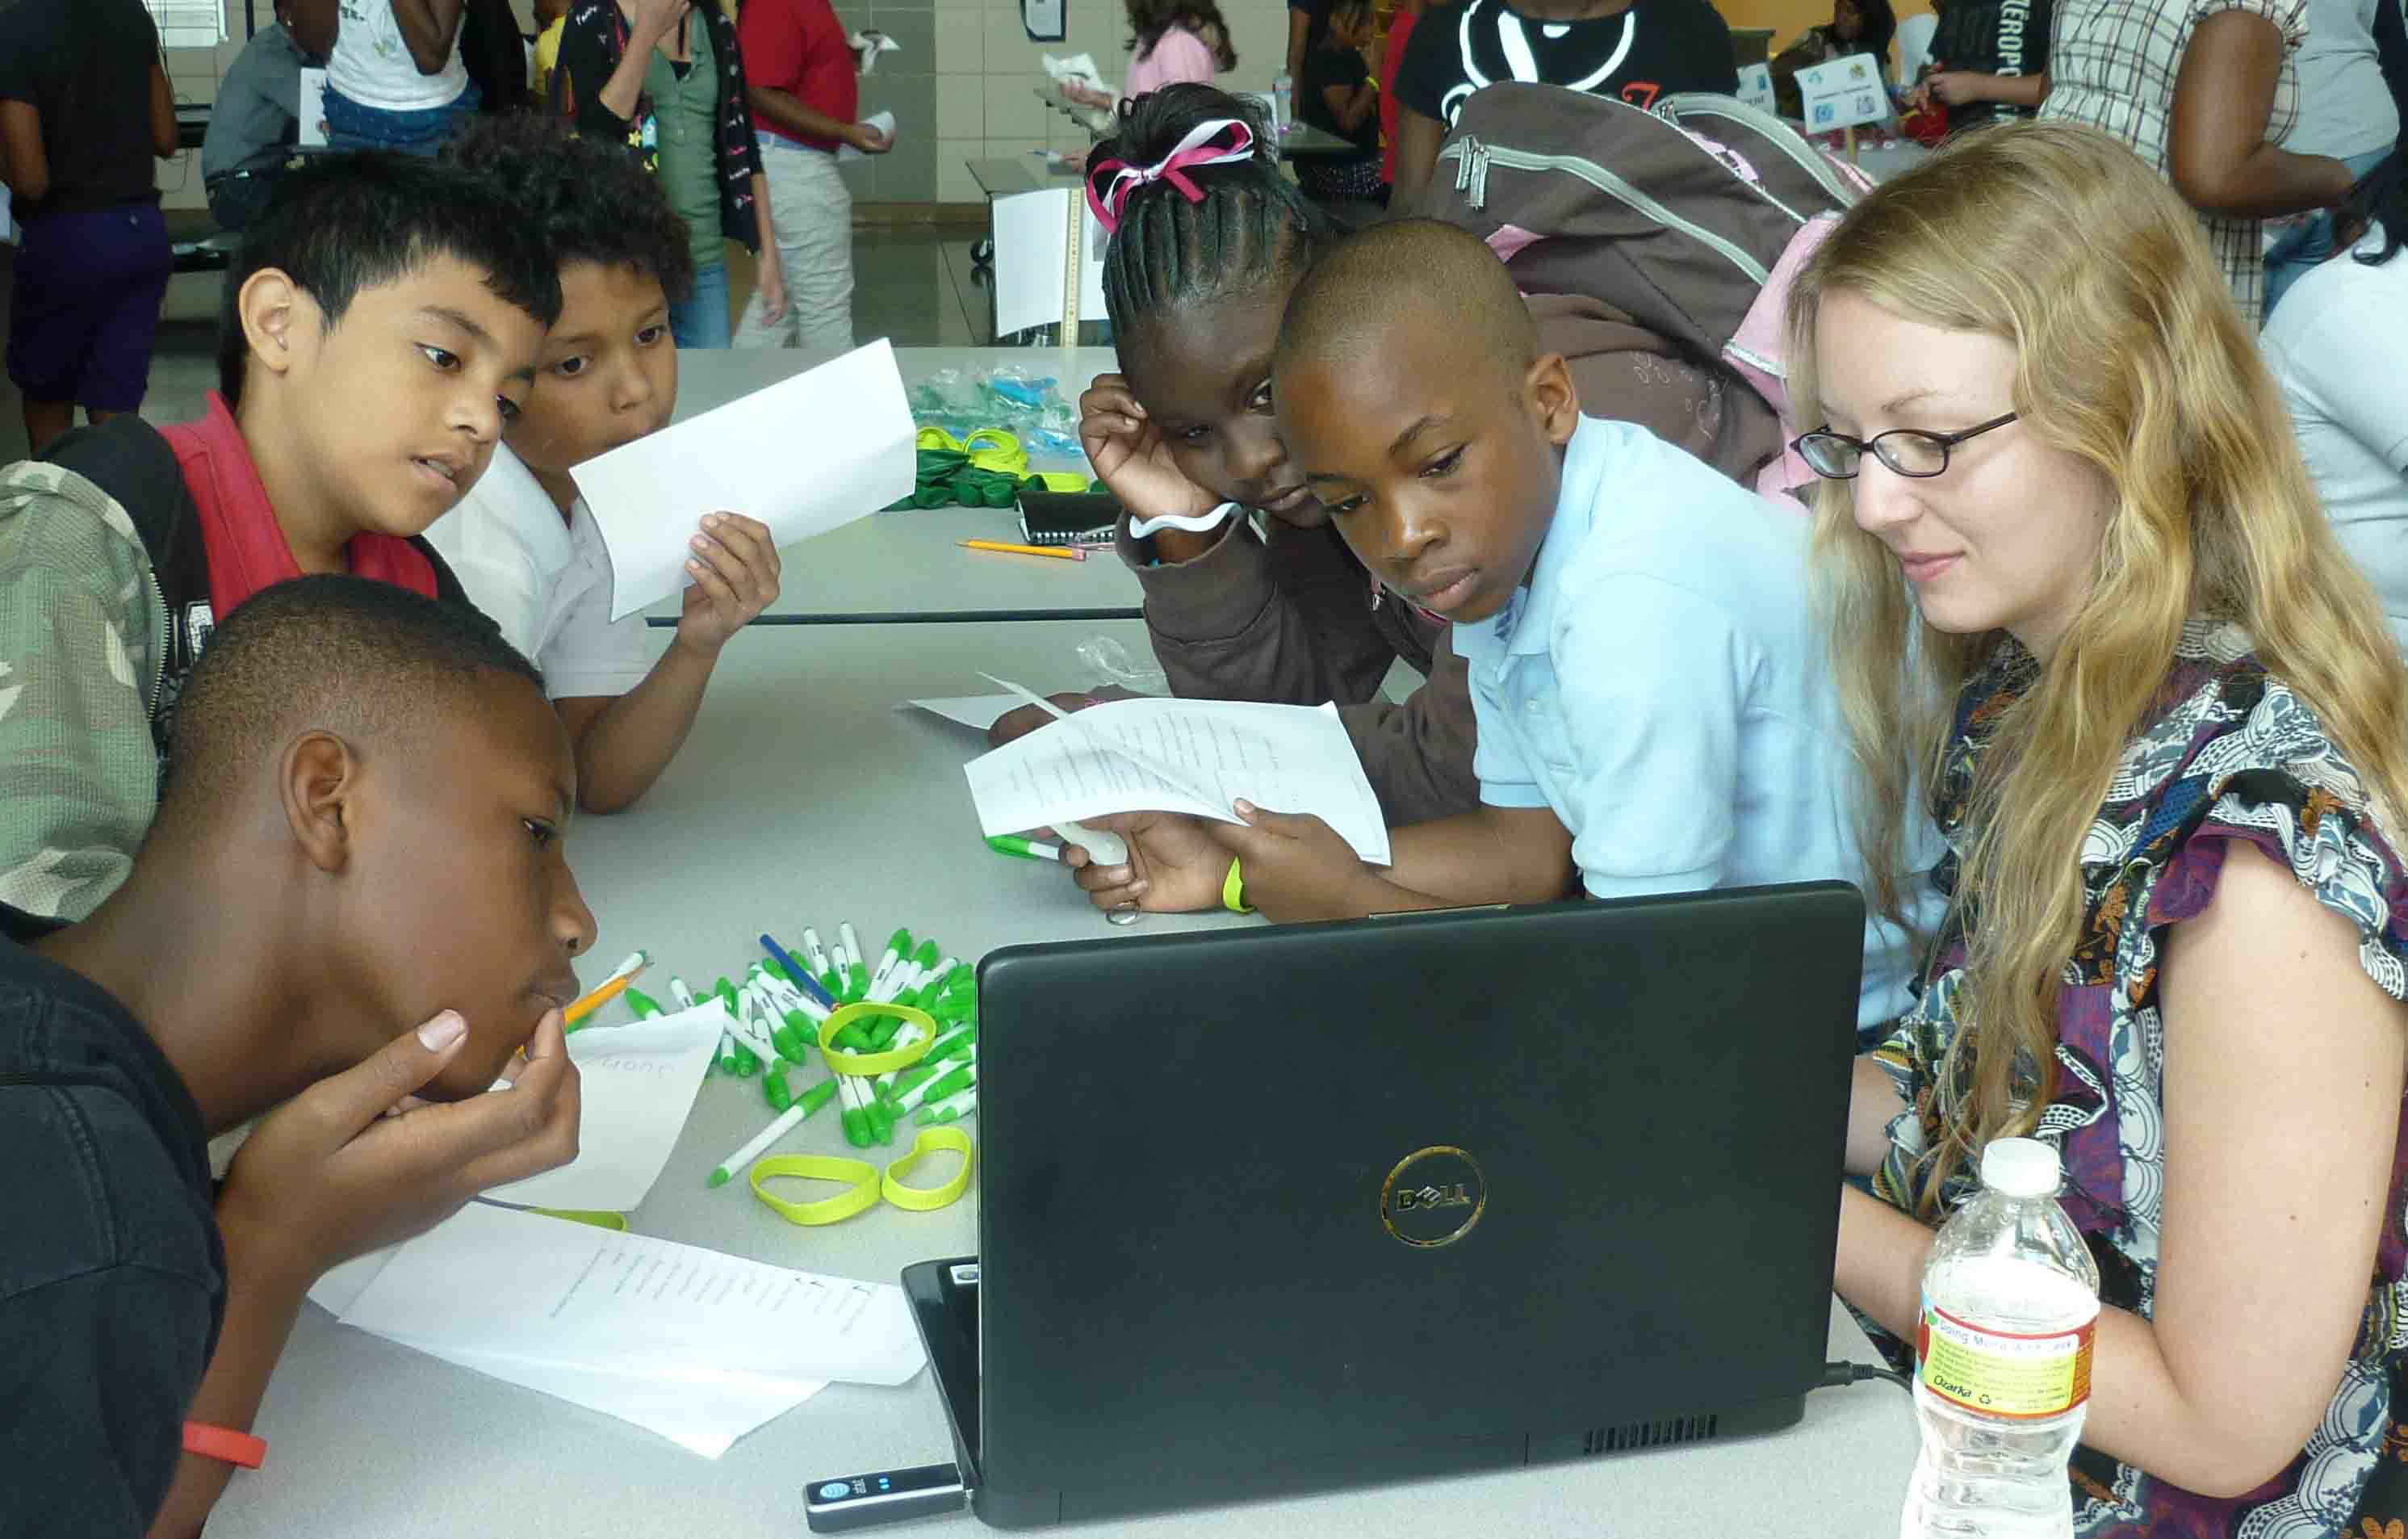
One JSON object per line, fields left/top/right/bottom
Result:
{"left": 1867, "top": 620, "right": 2408, "bottom": 1537}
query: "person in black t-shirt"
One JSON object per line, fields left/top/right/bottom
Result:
{"left": 1298, "top": 0, "right": 1388, "bottom": 207}
{"left": 1389, "top": 0, "right": 1739, "bottom": 209}
{"left": 1912, "top": 0, "right": 2055, "bottom": 132}
{"left": 0, "top": 577, "right": 589, "bottom": 1537}
{"left": 0, "top": 0, "right": 181, "bottom": 456}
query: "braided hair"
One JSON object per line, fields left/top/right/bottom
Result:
{"left": 1091, "top": 84, "right": 1334, "bottom": 339}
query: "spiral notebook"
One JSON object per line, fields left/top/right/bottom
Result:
{"left": 1017, "top": 489, "right": 1121, "bottom": 547}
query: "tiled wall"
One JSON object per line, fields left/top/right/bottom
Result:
{"left": 907, "top": 0, "right": 1296, "bottom": 205}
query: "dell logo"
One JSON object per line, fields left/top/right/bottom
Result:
{"left": 1380, "top": 1147, "right": 1486, "bottom": 1248}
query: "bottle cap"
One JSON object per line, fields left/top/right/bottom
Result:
{"left": 1980, "top": 1137, "right": 2061, "bottom": 1198}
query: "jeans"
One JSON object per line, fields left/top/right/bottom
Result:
{"left": 2263, "top": 145, "right": 2393, "bottom": 319}
{"left": 734, "top": 136, "right": 854, "bottom": 363}
{"left": 323, "top": 80, "right": 481, "bottom": 157}
{"left": 669, "top": 261, "right": 733, "bottom": 347}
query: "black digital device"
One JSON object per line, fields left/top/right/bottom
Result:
{"left": 802, "top": 1461, "right": 967, "bottom": 1533}
{"left": 907, "top": 889, "right": 1867, "bottom": 1527}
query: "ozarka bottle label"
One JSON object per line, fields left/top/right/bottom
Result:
{"left": 1916, "top": 1302, "right": 2097, "bottom": 1418}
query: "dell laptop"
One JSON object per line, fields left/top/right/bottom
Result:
{"left": 903, "top": 884, "right": 1866, "bottom": 1527}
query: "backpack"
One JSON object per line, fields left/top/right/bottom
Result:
{"left": 1408, "top": 83, "right": 1870, "bottom": 493}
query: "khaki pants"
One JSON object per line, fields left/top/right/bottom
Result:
{"left": 735, "top": 136, "right": 855, "bottom": 364}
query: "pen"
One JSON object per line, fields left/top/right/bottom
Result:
{"left": 959, "top": 539, "right": 1085, "bottom": 562}
{"left": 986, "top": 833, "right": 1063, "bottom": 862}
{"left": 562, "top": 950, "right": 650, "bottom": 1029}
{"left": 760, "top": 933, "right": 839, "bottom": 1013}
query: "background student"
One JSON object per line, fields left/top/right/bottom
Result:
{"left": 735, "top": 0, "right": 890, "bottom": 360}
{"left": 1797, "top": 121, "right": 2408, "bottom": 1531}
{"left": 1388, "top": 0, "right": 1737, "bottom": 211}
{"left": 554, "top": 0, "right": 785, "bottom": 349}
{"left": 1061, "top": 0, "right": 1238, "bottom": 112}
{"left": 0, "top": 576, "right": 589, "bottom": 1538}
{"left": 323, "top": 0, "right": 480, "bottom": 155}
{"left": 427, "top": 120, "right": 785, "bottom": 811}
{"left": 0, "top": 0, "right": 179, "bottom": 456}
{"left": 1296, "top": 0, "right": 1388, "bottom": 212}
{"left": 2261, "top": 0, "right": 2399, "bottom": 311}
{"left": 2263, "top": 146, "right": 2407, "bottom": 652}
{"left": 0, "top": 150, "right": 559, "bottom": 921}
{"left": 1911, "top": 0, "right": 2054, "bottom": 135}
{"left": 203, "top": 0, "right": 338, "bottom": 233}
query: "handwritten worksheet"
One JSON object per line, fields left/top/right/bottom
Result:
{"left": 576, "top": 339, "right": 915, "bottom": 619}
{"left": 962, "top": 694, "right": 1392, "bottom": 864}
{"left": 484, "top": 1003, "right": 727, "bottom": 1212}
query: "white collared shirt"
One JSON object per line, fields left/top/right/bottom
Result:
{"left": 424, "top": 444, "right": 657, "bottom": 701}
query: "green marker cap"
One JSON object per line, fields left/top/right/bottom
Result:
{"left": 798, "top": 1078, "right": 841, "bottom": 1117}
{"left": 623, "top": 986, "right": 663, "bottom": 1020}
{"left": 763, "top": 1064, "right": 792, "bottom": 1112}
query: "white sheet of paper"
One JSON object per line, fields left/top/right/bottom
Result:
{"left": 339, "top": 1202, "right": 928, "bottom": 1387}
{"left": 297, "top": 68, "right": 329, "bottom": 147}
{"left": 991, "top": 188, "right": 1108, "bottom": 338}
{"left": 836, "top": 110, "right": 897, "bottom": 162}
{"left": 899, "top": 694, "right": 1024, "bottom": 732}
{"left": 482, "top": 1004, "right": 726, "bottom": 1211}
{"left": 404, "top": 1343, "right": 824, "bottom": 1458}
{"left": 962, "top": 694, "right": 1392, "bottom": 864}
{"left": 577, "top": 339, "right": 915, "bottom": 619}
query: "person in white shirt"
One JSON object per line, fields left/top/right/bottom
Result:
{"left": 2263, "top": 0, "right": 2400, "bottom": 312}
{"left": 427, "top": 119, "right": 781, "bottom": 811}
{"left": 2264, "top": 148, "right": 2408, "bottom": 652}
{"left": 320, "top": 0, "right": 479, "bottom": 154}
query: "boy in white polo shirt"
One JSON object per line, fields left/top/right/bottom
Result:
{"left": 426, "top": 119, "right": 781, "bottom": 812}
{"left": 1067, "top": 219, "right": 1932, "bottom": 1033}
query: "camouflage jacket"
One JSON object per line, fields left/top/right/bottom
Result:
{"left": 0, "top": 420, "right": 199, "bottom": 921}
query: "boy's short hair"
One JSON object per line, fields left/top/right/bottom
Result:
{"left": 443, "top": 114, "right": 698, "bottom": 305}
{"left": 1275, "top": 218, "right": 1536, "bottom": 382}
{"left": 217, "top": 152, "right": 565, "bottom": 404}
{"left": 158, "top": 577, "right": 544, "bottom": 823}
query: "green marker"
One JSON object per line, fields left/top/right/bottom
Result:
{"left": 986, "top": 833, "right": 1064, "bottom": 862}
{"left": 622, "top": 986, "right": 664, "bottom": 1020}
{"left": 835, "top": 1074, "right": 874, "bottom": 1147}
{"left": 895, "top": 1059, "right": 976, "bottom": 1114}
{"left": 915, "top": 1088, "right": 978, "bottom": 1126}
{"left": 705, "top": 1076, "right": 843, "bottom": 1188}
{"left": 865, "top": 928, "right": 914, "bottom": 999}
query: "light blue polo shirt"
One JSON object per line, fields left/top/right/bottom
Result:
{"left": 1452, "top": 416, "right": 1925, "bottom": 1029}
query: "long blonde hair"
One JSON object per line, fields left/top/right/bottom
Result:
{"left": 1786, "top": 122, "right": 2408, "bottom": 1211}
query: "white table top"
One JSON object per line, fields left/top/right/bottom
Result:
{"left": 655, "top": 346, "right": 1143, "bottom": 624}
{"left": 207, "top": 621, "right": 1919, "bottom": 1539}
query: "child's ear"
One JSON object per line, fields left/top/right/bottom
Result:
{"left": 1525, "top": 354, "right": 1580, "bottom": 447}
{"left": 238, "top": 267, "right": 321, "bottom": 384}
{"left": 280, "top": 731, "right": 361, "bottom": 876}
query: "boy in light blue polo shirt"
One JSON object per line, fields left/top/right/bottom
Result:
{"left": 1066, "top": 219, "right": 1925, "bottom": 1032}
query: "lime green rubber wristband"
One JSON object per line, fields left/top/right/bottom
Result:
{"left": 818, "top": 1002, "right": 938, "bottom": 1076}
{"left": 750, "top": 1154, "right": 882, "bottom": 1226}
{"left": 881, "top": 1126, "right": 975, "bottom": 1212}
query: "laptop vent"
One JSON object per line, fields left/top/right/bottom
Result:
{"left": 1580, "top": 1415, "right": 1719, "bottom": 1455}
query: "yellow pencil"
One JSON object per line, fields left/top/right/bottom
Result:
{"left": 562, "top": 950, "right": 651, "bottom": 1028}
{"left": 958, "top": 539, "right": 1086, "bottom": 562}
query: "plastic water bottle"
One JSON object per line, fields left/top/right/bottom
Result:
{"left": 1901, "top": 1138, "right": 2102, "bottom": 1539}
{"left": 1271, "top": 71, "right": 1294, "bottom": 136}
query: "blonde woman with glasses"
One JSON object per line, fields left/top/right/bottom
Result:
{"left": 1792, "top": 120, "right": 2408, "bottom": 1535}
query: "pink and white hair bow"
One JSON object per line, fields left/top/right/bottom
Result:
{"left": 1085, "top": 117, "right": 1258, "bottom": 234}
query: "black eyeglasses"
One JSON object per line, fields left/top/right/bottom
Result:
{"left": 1791, "top": 412, "right": 2019, "bottom": 480}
